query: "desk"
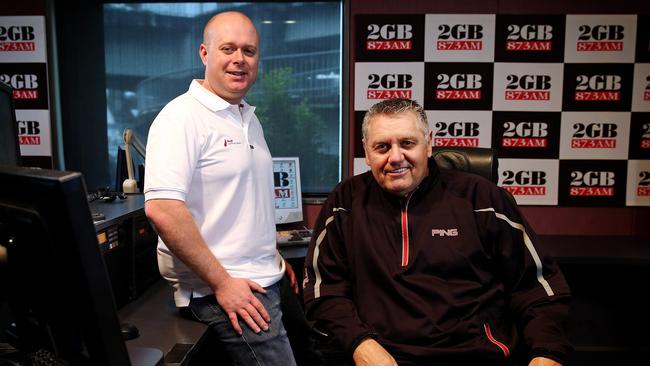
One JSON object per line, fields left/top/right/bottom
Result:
{"left": 93, "top": 197, "right": 312, "bottom": 365}
{"left": 278, "top": 240, "right": 310, "bottom": 259}
{"left": 119, "top": 280, "right": 208, "bottom": 366}
{"left": 538, "top": 235, "right": 650, "bottom": 364}
{"left": 538, "top": 235, "right": 650, "bottom": 265}
{"left": 91, "top": 195, "right": 160, "bottom": 308}
{"left": 91, "top": 194, "right": 207, "bottom": 364}
{"left": 91, "top": 194, "right": 310, "bottom": 262}
{"left": 91, "top": 194, "right": 147, "bottom": 231}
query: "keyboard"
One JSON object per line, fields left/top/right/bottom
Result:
{"left": 28, "top": 348, "right": 67, "bottom": 366}
{"left": 276, "top": 229, "right": 312, "bottom": 245}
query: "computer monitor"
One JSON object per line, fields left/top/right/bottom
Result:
{"left": 272, "top": 157, "right": 303, "bottom": 224}
{"left": 0, "top": 166, "right": 131, "bottom": 365}
{"left": 0, "top": 81, "right": 22, "bottom": 166}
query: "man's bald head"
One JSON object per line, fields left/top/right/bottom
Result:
{"left": 203, "top": 11, "right": 258, "bottom": 47}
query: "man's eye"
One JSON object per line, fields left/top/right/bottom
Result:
{"left": 221, "top": 46, "right": 234, "bottom": 53}
{"left": 401, "top": 140, "right": 415, "bottom": 147}
{"left": 375, "top": 144, "right": 389, "bottom": 152}
{"left": 244, "top": 48, "right": 256, "bottom": 56}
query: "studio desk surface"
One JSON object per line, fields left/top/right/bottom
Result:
{"left": 91, "top": 195, "right": 206, "bottom": 365}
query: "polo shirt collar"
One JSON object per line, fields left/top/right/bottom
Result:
{"left": 188, "top": 79, "right": 256, "bottom": 116}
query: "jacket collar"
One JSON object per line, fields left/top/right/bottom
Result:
{"left": 415, "top": 157, "right": 440, "bottom": 194}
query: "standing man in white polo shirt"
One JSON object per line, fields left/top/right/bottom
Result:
{"left": 144, "top": 11, "right": 296, "bottom": 365}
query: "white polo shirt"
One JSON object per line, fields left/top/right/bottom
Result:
{"left": 144, "top": 80, "right": 284, "bottom": 306}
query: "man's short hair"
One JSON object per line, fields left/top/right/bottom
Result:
{"left": 361, "top": 98, "right": 429, "bottom": 141}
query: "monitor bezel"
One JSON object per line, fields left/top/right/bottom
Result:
{"left": 272, "top": 156, "right": 304, "bottom": 225}
{"left": 0, "top": 81, "right": 22, "bottom": 167}
{"left": 0, "top": 166, "right": 131, "bottom": 365}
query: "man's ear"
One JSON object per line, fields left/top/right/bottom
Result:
{"left": 426, "top": 130, "right": 433, "bottom": 157}
{"left": 199, "top": 44, "right": 209, "bottom": 66}
{"left": 363, "top": 139, "right": 371, "bottom": 166}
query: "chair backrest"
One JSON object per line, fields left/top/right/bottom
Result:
{"left": 431, "top": 147, "right": 499, "bottom": 184}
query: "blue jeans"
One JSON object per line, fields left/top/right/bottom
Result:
{"left": 188, "top": 282, "right": 297, "bottom": 366}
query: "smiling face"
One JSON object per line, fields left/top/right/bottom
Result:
{"left": 364, "top": 111, "right": 432, "bottom": 197}
{"left": 199, "top": 12, "right": 259, "bottom": 104}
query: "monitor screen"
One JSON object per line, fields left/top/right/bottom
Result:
{"left": 0, "top": 82, "right": 21, "bottom": 166}
{"left": 273, "top": 157, "right": 303, "bottom": 224}
{"left": 0, "top": 166, "right": 131, "bottom": 365}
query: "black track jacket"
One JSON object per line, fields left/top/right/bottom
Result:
{"left": 303, "top": 159, "right": 571, "bottom": 365}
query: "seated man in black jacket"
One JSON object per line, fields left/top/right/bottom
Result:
{"left": 302, "top": 98, "right": 571, "bottom": 366}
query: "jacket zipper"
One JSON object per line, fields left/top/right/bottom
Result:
{"left": 400, "top": 192, "right": 414, "bottom": 267}
{"left": 483, "top": 323, "right": 510, "bottom": 358}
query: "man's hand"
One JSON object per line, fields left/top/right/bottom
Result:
{"left": 214, "top": 277, "right": 270, "bottom": 335}
{"left": 284, "top": 260, "right": 299, "bottom": 294}
{"left": 529, "top": 356, "right": 563, "bottom": 366}
{"left": 352, "top": 338, "right": 398, "bottom": 366}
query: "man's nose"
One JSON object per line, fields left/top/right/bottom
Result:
{"left": 232, "top": 49, "right": 245, "bottom": 64}
{"left": 387, "top": 145, "right": 404, "bottom": 163}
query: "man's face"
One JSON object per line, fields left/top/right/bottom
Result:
{"left": 364, "top": 111, "right": 432, "bottom": 197}
{"left": 200, "top": 13, "right": 259, "bottom": 104}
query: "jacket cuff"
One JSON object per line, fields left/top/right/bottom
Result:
{"left": 530, "top": 347, "right": 569, "bottom": 365}
{"left": 348, "top": 331, "right": 379, "bottom": 354}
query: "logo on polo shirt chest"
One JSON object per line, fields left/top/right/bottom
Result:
{"left": 224, "top": 137, "right": 242, "bottom": 147}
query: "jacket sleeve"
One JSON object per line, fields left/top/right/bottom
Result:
{"left": 478, "top": 185, "right": 572, "bottom": 364}
{"left": 302, "top": 184, "right": 377, "bottom": 354}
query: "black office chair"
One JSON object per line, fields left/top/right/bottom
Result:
{"left": 431, "top": 146, "right": 499, "bottom": 184}
{"left": 431, "top": 146, "right": 519, "bottom": 206}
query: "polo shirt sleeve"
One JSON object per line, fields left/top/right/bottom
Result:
{"left": 144, "top": 102, "right": 202, "bottom": 202}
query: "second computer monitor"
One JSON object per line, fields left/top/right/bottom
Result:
{"left": 272, "top": 157, "right": 303, "bottom": 225}
{"left": 0, "top": 81, "right": 21, "bottom": 166}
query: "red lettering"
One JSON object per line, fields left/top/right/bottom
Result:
{"left": 569, "top": 187, "right": 615, "bottom": 196}
{"left": 576, "top": 41, "right": 623, "bottom": 51}
{"left": 275, "top": 188, "right": 291, "bottom": 199}
{"left": 570, "top": 139, "right": 616, "bottom": 148}
{"left": 19, "top": 136, "right": 40, "bottom": 145}
{"left": 436, "top": 41, "right": 483, "bottom": 50}
{"left": 638, "top": 187, "right": 650, "bottom": 196}
{"left": 644, "top": 91, "right": 650, "bottom": 101}
{"left": 506, "top": 41, "right": 552, "bottom": 51}
{"left": 574, "top": 91, "right": 620, "bottom": 101}
{"left": 435, "top": 90, "right": 481, "bottom": 100}
{"left": 504, "top": 186, "right": 546, "bottom": 196}
{"left": 505, "top": 90, "right": 550, "bottom": 101}
{"left": 13, "top": 90, "right": 38, "bottom": 99}
{"left": 0, "top": 42, "right": 36, "bottom": 52}
{"left": 367, "top": 90, "right": 412, "bottom": 99}
{"left": 502, "top": 138, "right": 547, "bottom": 148}
{"left": 642, "top": 139, "right": 650, "bottom": 149}
{"left": 366, "top": 40, "right": 412, "bottom": 50}
{"left": 434, "top": 138, "right": 479, "bottom": 147}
